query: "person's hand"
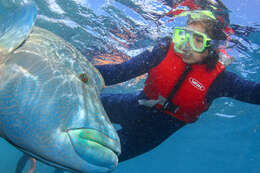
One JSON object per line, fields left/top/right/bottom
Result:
{"left": 27, "top": 158, "right": 36, "bottom": 173}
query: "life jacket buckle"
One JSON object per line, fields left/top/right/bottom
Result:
{"left": 161, "top": 101, "right": 179, "bottom": 114}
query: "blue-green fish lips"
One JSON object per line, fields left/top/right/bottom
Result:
{"left": 0, "top": 2, "right": 37, "bottom": 55}
{"left": 67, "top": 128, "right": 121, "bottom": 170}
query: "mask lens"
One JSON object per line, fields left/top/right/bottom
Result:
{"left": 191, "top": 32, "right": 205, "bottom": 50}
{"left": 173, "top": 28, "right": 187, "bottom": 44}
{"left": 172, "top": 28, "right": 188, "bottom": 53}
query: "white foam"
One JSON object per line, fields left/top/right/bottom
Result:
{"left": 215, "top": 113, "right": 237, "bottom": 118}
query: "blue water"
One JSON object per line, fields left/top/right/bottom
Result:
{"left": 1, "top": 0, "right": 260, "bottom": 172}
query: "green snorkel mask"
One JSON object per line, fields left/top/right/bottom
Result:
{"left": 171, "top": 10, "right": 217, "bottom": 54}
{"left": 172, "top": 26, "right": 212, "bottom": 53}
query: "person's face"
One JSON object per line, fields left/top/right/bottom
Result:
{"left": 180, "top": 22, "right": 209, "bottom": 64}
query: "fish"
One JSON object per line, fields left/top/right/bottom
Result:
{"left": 0, "top": 2, "right": 120, "bottom": 173}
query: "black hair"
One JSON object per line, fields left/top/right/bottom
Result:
{"left": 203, "top": 47, "right": 219, "bottom": 71}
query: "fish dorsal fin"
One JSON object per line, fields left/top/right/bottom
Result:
{"left": 0, "top": 2, "right": 37, "bottom": 56}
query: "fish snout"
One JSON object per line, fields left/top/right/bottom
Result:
{"left": 67, "top": 128, "right": 121, "bottom": 170}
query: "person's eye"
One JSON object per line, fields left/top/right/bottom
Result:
{"left": 194, "top": 35, "right": 204, "bottom": 43}
{"left": 196, "top": 38, "right": 203, "bottom": 43}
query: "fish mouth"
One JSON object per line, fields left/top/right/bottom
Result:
{"left": 67, "top": 128, "right": 121, "bottom": 170}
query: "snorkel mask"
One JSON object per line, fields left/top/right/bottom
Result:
{"left": 172, "top": 26, "right": 212, "bottom": 54}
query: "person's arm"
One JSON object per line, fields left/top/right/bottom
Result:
{"left": 206, "top": 71, "right": 260, "bottom": 104}
{"left": 95, "top": 37, "right": 171, "bottom": 86}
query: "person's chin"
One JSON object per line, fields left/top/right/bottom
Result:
{"left": 182, "top": 57, "right": 193, "bottom": 64}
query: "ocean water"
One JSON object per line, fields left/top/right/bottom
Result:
{"left": 1, "top": 0, "right": 260, "bottom": 172}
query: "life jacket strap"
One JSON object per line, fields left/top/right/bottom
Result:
{"left": 160, "top": 64, "right": 192, "bottom": 113}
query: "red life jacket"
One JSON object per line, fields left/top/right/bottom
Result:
{"left": 143, "top": 42, "right": 229, "bottom": 123}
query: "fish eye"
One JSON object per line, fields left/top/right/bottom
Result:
{"left": 79, "top": 73, "right": 89, "bottom": 84}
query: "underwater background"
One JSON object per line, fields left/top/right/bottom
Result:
{"left": 1, "top": 0, "right": 260, "bottom": 172}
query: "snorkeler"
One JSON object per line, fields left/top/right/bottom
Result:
{"left": 95, "top": 0, "right": 260, "bottom": 162}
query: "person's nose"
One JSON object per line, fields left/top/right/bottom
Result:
{"left": 182, "top": 38, "right": 192, "bottom": 52}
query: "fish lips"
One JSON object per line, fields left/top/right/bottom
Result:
{"left": 67, "top": 128, "right": 121, "bottom": 170}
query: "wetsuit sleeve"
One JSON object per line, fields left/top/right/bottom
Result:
{"left": 95, "top": 37, "right": 171, "bottom": 86}
{"left": 206, "top": 71, "right": 260, "bottom": 105}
